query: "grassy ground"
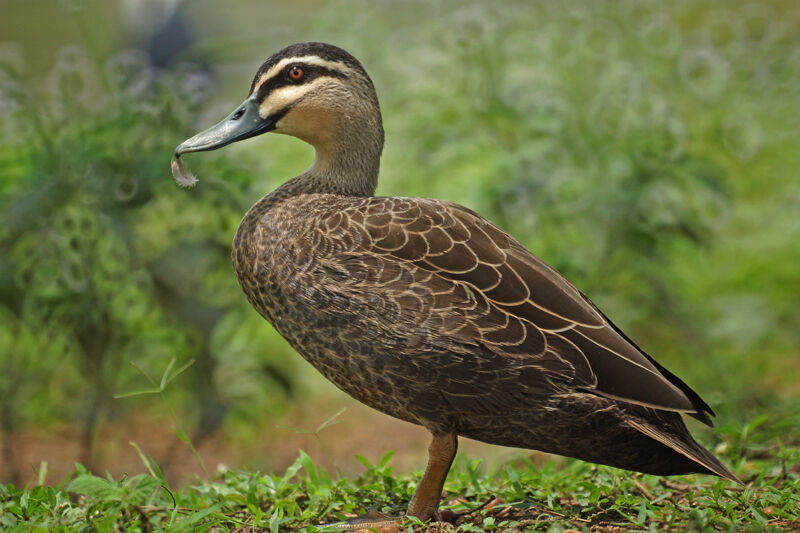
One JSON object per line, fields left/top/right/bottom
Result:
{"left": 2, "top": 405, "right": 798, "bottom": 532}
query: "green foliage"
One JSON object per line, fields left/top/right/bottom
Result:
{"left": 0, "top": 27, "right": 301, "bottom": 471}
{"left": 1, "top": 416, "right": 798, "bottom": 532}
{"left": 0, "top": 0, "right": 798, "bottom": 492}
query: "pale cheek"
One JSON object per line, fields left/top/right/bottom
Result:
{"left": 259, "top": 94, "right": 293, "bottom": 119}
{"left": 276, "top": 106, "right": 336, "bottom": 145}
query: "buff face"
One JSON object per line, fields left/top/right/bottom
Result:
{"left": 172, "top": 46, "right": 378, "bottom": 187}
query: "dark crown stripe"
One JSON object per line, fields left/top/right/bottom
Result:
{"left": 255, "top": 63, "right": 349, "bottom": 103}
{"left": 250, "top": 42, "right": 367, "bottom": 92}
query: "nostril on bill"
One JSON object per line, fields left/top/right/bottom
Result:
{"left": 231, "top": 107, "right": 245, "bottom": 120}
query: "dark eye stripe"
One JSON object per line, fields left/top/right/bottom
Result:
{"left": 255, "top": 64, "right": 348, "bottom": 103}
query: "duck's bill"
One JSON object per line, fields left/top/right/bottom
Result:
{"left": 174, "top": 96, "right": 274, "bottom": 157}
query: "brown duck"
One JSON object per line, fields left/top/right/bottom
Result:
{"left": 173, "top": 42, "right": 741, "bottom": 527}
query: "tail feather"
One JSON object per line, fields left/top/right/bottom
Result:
{"left": 627, "top": 418, "right": 743, "bottom": 485}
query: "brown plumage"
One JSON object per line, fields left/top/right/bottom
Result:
{"left": 174, "top": 42, "right": 741, "bottom": 525}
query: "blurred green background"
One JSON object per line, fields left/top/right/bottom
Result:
{"left": 0, "top": 0, "right": 798, "bottom": 486}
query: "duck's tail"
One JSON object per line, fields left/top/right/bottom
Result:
{"left": 627, "top": 418, "right": 743, "bottom": 485}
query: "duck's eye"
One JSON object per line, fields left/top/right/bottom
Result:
{"left": 288, "top": 66, "right": 304, "bottom": 81}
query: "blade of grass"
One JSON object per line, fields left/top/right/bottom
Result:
{"left": 130, "top": 441, "right": 157, "bottom": 479}
{"left": 165, "top": 502, "right": 224, "bottom": 533}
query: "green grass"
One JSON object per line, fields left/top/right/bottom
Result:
{"left": 1, "top": 0, "right": 799, "bottom": 475}
{"left": 2, "top": 409, "right": 798, "bottom": 532}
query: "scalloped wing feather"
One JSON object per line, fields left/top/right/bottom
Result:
{"left": 322, "top": 197, "right": 710, "bottom": 419}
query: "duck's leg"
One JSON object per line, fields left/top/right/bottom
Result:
{"left": 407, "top": 432, "right": 458, "bottom": 521}
{"left": 322, "top": 432, "right": 458, "bottom": 531}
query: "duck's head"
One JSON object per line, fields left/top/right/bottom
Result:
{"left": 173, "top": 42, "right": 384, "bottom": 194}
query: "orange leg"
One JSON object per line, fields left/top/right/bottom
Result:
{"left": 323, "top": 432, "right": 458, "bottom": 531}
{"left": 407, "top": 432, "right": 458, "bottom": 521}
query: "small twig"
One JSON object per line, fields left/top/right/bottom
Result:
{"left": 658, "top": 479, "right": 754, "bottom": 493}
{"left": 632, "top": 478, "right": 655, "bottom": 500}
{"left": 535, "top": 505, "right": 590, "bottom": 523}
{"left": 136, "top": 505, "right": 195, "bottom": 513}
{"left": 457, "top": 495, "right": 495, "bottom": 517}
{"left": 134, "top": 506, "right": 152, "bottom": 533}
{"left": 659, "top": 479, "right": 691, "bottom": 492}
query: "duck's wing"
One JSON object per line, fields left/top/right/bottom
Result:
{"left": 321, "top": 196, "right": 714, "bottom": 424}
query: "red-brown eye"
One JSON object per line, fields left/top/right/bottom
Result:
{"left": 288, "top": 66, "right": 304, "bottom": 80}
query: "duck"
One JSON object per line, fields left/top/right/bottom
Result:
{"left": 172, "top": 42, "right": 741, "bottom": 528}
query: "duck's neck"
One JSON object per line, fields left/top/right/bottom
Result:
{"left": 286, "top": 106, "right": 384, "bottom": 198}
